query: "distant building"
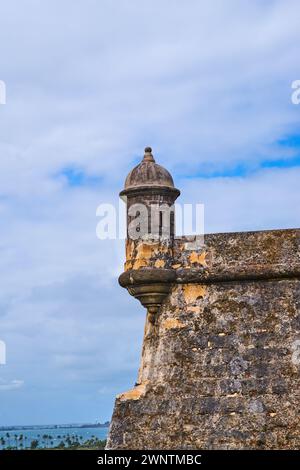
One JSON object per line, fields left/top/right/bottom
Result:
{"left": 107, "top": 147, "right": 300, "bottom": 449}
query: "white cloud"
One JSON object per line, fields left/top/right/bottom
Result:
{"left": 181, "top": 166, "right": 300, "bottom": 234}
{"left": 0, "top": 379, "right": 24, "bottom": 392}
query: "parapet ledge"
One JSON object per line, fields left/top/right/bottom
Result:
{"left": 173, "top": 228, "right": 300, "bottom": 283}
{"left": 119, "top": 228, "right": 300, "bottom": 322}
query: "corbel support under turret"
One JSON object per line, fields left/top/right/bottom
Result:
{"left": 119, "top": 268, "right": 176, "bottom": 324}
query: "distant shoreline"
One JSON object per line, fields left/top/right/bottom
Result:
{"left": 0, "top": 423, "right": 110, "bottom": 432}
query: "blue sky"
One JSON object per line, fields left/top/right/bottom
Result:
{"left": 0, "top": 0, "right": 300, "bottom": 425}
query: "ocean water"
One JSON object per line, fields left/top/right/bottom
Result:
{"left": 0, "top": 426, "right": 109, "bottom": 449}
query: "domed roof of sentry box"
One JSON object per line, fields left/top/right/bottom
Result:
{"left": 121, "top": 147, "right": 180, "bottom": 196}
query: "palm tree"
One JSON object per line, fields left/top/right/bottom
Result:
{"left": 42, "top": 434, "right": 48, "bottom": 447}
{"left": 30, "top": 439, "right": 39, "bottom": 449}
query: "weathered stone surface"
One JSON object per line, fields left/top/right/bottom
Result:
{"left": 174, "top": 229, "right": 300, "bottom": 282}
{"left": 107, "top": 151, "right": 300, "bottom": 450}
{"left": 108, "top": 230, "right": 300, "bottom": 449}
{"left": 123, "top": 147, "right": 178, "bottom": 192}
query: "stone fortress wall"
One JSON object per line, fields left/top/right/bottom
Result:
{"left": 107, "top": 148, "right": 300, "bottom": 449}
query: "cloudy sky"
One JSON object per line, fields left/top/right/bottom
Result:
{"left": 0, "top": 0, "right": 299, "bottom": 425}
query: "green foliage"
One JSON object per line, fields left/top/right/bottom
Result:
{"left": 30, "top": 439, "right": 39, "bottom": 449}
{"left": 1, "top": 435, "right": 107, "bottom": 450}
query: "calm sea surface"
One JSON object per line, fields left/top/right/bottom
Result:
{"left": 0, "top": 426, "right": 109, "bottom": 449}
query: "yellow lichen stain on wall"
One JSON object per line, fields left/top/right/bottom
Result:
{"left": 124, "top": 260, "right": 132, "bottom": 271}
{"left": 162, "top": 318, "right": 185, "bottom": 330}
{"left": 183, "top": 285, "right": 207, "bottom": 303}
{"left": 126, "top": 240, "right": 135, "bottom": 262}
{"left": 189, "top": 251, "right": 208, "bottom": 267}
{"left": 117, "top": 382, "right": 148, "bottom": 402}
{"left": 132, "top": 258, "right": 148, "bottom": 269}
{"left": 125, "top": 240, "right": 135, "bottom": 270}
{"left": 154, "top": 259, "right": 165, "bottom": 268}
{"left": 137, "top": 243, "right": 156, "bottom": 260}
{"left": 124, "top": 240, "right": 174, "bottom": 270}
{"left": 128, "top": 243, "right": 157, "bottom": 270}
{"left": 172, "top": 263, "right": 182, "bottom": 269}
{"left": 188, "top": 306, "right": 201, "bottom": 313}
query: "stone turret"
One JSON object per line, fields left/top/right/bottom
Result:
{"left": 107, "top": 149, "right": 300, "bottom": 450}
{"left": 120, "top": 146, "right": 180, "bottom": 242}
{"left": 119, "top": 147, "right": 180, "bottom": 324}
